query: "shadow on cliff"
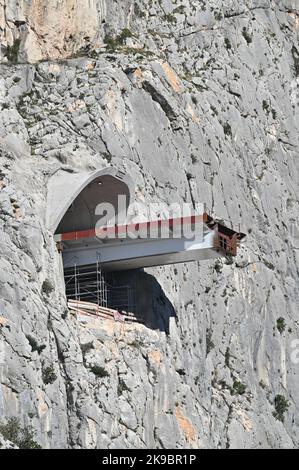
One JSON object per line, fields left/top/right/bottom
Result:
{"left": 105, "top": 269, "right": 177, "bottom": 334}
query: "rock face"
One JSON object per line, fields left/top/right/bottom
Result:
{"left": 0, "top": 0, "right": 299, "bottom": 449}
{"left": 0, "top": 0, "right": 105, "bottom": 63}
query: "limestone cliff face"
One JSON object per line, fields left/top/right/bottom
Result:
{"left": 0, "top": 0, "right": 105, "bottom": 62}
{"left": 0, "top": 0, "right": 299, "bottom": 449}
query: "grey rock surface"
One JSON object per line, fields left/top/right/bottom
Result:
{"left": 0, "top": 0, "right": 298, "bottom": 449}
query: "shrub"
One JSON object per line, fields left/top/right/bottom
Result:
{"left": 0, "top": 418, "right": 41, "bottom": 449}
{"left": 102, "top": 152, "right": 112, "bottom": 163}
{"left": 42, "top": 365, "right": 57, "bottom": 385}
{"left": 223, "top": 122, "right": 232, "bottom": 137}
{"left": 130, "top": 339, "right": 143, "bottom": 348}
{"left": 80, "top": 342, "right": 94, "bottom": 356}
{"left": 276, "top": 317, "right": 286, "bottom": 334}
{"left": 104, "top": 35, "right": 118, "bottom": 51}
{"left": 163, "top": 14, "right": 177, "bottom": 24}
{"left": 134, "top": 3, "right": 146, "bottom": 18}
{"left": 273, "top": 395, "right": 289, "bottom": 422}
{"left": 104, "top": 29, "right": 133, "bottom": 51}
{"left": 90, "top": 365, "right": 109, "bottom": 378}
{"left": 210, "top": 105, "right": 218, "bottom": 115}
{"left": 26, "top": 335, "right": 46, "bottom": 355}
{"left": 118, "top": 28, "right": 133, "bottom": 43}
{"left": 61, "top": 309, "right": 68, "bottom": 320}
{"left": 214, "top": 11, "right": 223, "bottom": 21}
{"left": 6, "top": 39, "right": 21, "bottom": 63}
{"left": 42, "top": 279, "right": 54, "bottom": 295}
{"left": 173, "top": 6, "right": 185, "bottom": 14}
{"left": 232, "top": 380, "right": 246, "bottom": 395}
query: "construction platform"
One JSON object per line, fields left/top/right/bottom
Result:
{"left": 55, "top": 213, "right": 245, "bottom": 272}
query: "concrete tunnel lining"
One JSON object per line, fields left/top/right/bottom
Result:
{"left": 47, "top": 167, "right": 135, "bottom": 234}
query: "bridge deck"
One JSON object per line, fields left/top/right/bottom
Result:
{"left": 55, "top": 213, "right": 245, "bottom": 271}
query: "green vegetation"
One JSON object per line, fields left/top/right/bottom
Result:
{"left": 90, "top": 365, "right": 109, "bottom": 378}
{"left": 61, "top": 309, "right": 68, "bottom": 320}
{"left": 134, "top": 3, "right": 146, "bottom": 18}
{"left": 6, "top": 39, "right": 21, "bottom": 63}
{"left": 42, "top": 279, "right": 54, "bottom": 295}
{"left": 104, "top": 35, "right": 119, "bottom": 51}
{"left": 214, "top": 11, "right": 223, "bottom": 21}
{"left": 102, "top": 152, "right": 112, "bottom": 163}
{"left": 0, "top": 418, "right": 41, "bottom": 449}
{"left": 210, "top": 105, "right": 218, "bottom": 116}
{"left": 273, "top": 395, "right": 289, "bottom": 422}
{"left": 276, "top": 317, "right": 286, "bottom": 334}
{"left": 26, "top": 335, "right": 46, "bottom": 355}
{"left": 163, "top": 14, "right": 177, "bottom": 24}
{"left": 42, "top": 365, "right": 57, "bottom": 385}
{"left": 232, "top": 380, "right": 246, "bottom": 395}
{"left": 104, "top": 28, "right": 133, "bottom": 51}
{"left": 129, "top": 339, "right": 143, "bottom": 348}
{"left": 118, "top": 28, "right": 133, "bottom": 42}
{"left": 80, "top": 342, "right": 94, "bottom": 356}
{"left": 173, "top": 6, "right": 185, "bottom": 15}
{"left": 223, "top": 122, "right": 232, "bottom": 137}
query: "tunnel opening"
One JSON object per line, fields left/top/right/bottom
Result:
{"left": 54, "top": 171, "right": 132, "bottom": 235}
{"left": 64, "top": 263, "right": 175, "bottom": 331}
{"left": 49, "top": 167, "right": 245, "bottom": 331}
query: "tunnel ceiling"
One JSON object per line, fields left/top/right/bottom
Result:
{"left": 47, "top": 167, "right": 135, "bottom": 234}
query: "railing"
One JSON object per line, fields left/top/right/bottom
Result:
{"left": 215, "top": 230, "right": 238, "bottom": 256}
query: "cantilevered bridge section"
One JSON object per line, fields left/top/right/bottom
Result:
{"left": 55, "top": 213, "right": 245, "bottom": 271}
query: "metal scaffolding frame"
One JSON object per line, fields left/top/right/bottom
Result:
{"left": 64, "top": 257, "right": 136, "bottom": 314}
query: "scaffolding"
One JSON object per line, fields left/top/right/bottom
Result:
{"left": 64, "top": 258, "right": 136, "bottom": 314}
{"left": 106, "top": 277, "right": 137, "bottom": 314}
